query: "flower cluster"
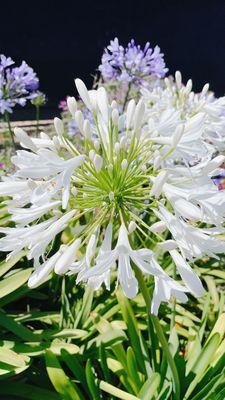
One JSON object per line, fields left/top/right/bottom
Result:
{"left": 142, "top": 71, "right": 225, "bottom": 155}
{"left": 99, "top": 38, "right": 167, "bottom": 86}
{"left": 1, "top": 76, "right": 225, "bottom": 315}
{"left": 0, "top": 54, "right": 39, "bottom": 115}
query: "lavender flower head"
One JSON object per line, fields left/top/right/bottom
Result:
{"left": 99, "top": 37, "right": 168, "bottom": 86}
{"left": 0, "top": 54, "right": 39, "bottom": 115}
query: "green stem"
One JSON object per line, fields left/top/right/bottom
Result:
{"left": 36, "top": 105, "right": 40, "bottom": 135}
{"left": 122, "top": 82, "right": 132, "bottom": 112}
{"left": 170, "top": 263, "right": 177, "bottom": 332}
{"left": 134, "top": 267, "right": 180, "bottom": 400}
{"left": 4, "top": 111, "right": 16, "bottom": 150}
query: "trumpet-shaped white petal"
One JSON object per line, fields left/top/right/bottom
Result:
{"left": 126, "top": 99, "right": 136, "bottom": 130}
{"left": 54, "top": 117, "right": 64, "bottom": 135}
{"left": 94, "top": 154, "right": 103, "bottom": 173}
{"left": 55, "top": 238, "right": 81, "bottom": 274}
{"left": 9, "top": 200, "right": 61, "bottom": 225}
{"left": 111, "top": 108, "right": 119, "bottom": 125}
{"left": 128, "top": 221, "right": 137, "bottom": 233}
{"left": 14, "top": 128, "right": 38, "bottom": 152}
{"left": 75, "top": 110, "right": 84, "bottom": 133}
{"left": 203, "top": 155, "right": 225, "bottom": 174}
{"left": 154, "top": 205, "right": 225, "bottom": 260}
{"left": 150, "top": 221, "right": 167, "bottom": 233}
{"left": 75, "top": 78, "right": 92, "bottom": 110}
{"left": 83, "top": 119, "right": 91, "bottom": 139}
{"left": 97, "top": 87, "right": 109, "bottom": 124}
{"left": 67, "top": 96, "right": 77, "bottom": 116}
{"left": 79, "top": 224, "right": 185, "bottom": 307}
{"left": 170, "top": 249, "right": 205, "bottom": 296}
{"left": 151, "top": 275, "right": 188, "bottom": 315}
{"left": 133, "top": 99, "right": 145, "bottom": 131}
{"left": 172, "top": 125, "right": 184, "bottom": 147}
{"left": 28, "top": 252, "right": 61, "bottom": 288}
{"left": 150, "top": 170, "right": 168, "bottom": 198}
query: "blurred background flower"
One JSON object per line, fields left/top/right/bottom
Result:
{"left": 0, "top": 54, "right": 39, "bottom": 115}
{"left": 99, "top": 37, "right": 168, "bottom": 87}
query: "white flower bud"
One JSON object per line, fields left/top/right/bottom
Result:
{"left": 67, "top": 96, "right": 77, "bottom": 116}
{"left": 174, "top": 198, "right": 201, "bottom": 221}
{"left": 112, "top": 108, "right": 119, "bottom": 125}
{"left": 153, "top": 155, "right": 162, "bottom": 170}
{"left": 40, "top": 131, "right": 50, "bottom": 140}
{"left": 94, "top": 154, "right": 103, "bottom": 172}
{"left": 150, "top": 221, "right": 167, "bottom": 233}
{"left": 75, "top": 78, "right": 92, "bottom": 110}
{"left": 14, "top": 127, "right": 37, "bottom": 152}
{"left": 150, "top": 170, "right": 168, "bottom": 198}
{"left": 111, "top": 100, "right": 118, "bottom": 109}
{"left": 164, "top": 77, "right": 170, "bottom": 88}
{"left": 54, "top": 238, "right": 81, "bottom": 274}
{"left": 83, "top": 119, "right": 91, "bottom": 139}
{"left": 133, "top": 99, "right": 145, "bottom": 132}
{"left": 54, "top": 117, "right": 64, "bottom": 135}
{"left": 52, "top": 135, "right": 61, "bottom": 150}
{"left": 109, "top": 191, "right": 114, "bottom": 201}
{"left": 119, "top": 136, "right": 126, "bottom": 148}
{"left": 71, "top": 187, "right": 77, "bottom": 196}
{"left": 88, "top": 90, "right": 98, "bottom": 112}
{"left": 121, "top": 159, "right": 128, "bottom": 170}
{"left": 97, "top": 87, "right": 109, "bottom": 124}
{"left": 128, "top": 221, "right": 137, "bottom": 234}
{"left": 114, "top": 142, "right": 120, "bottom": 154}
{"left": 201, "top": 83, "right": 209, "bottom": 96}
{"left": 126, "top": 99, "right": 136, "bottom": 130}
{"left": 108, "top": 163, "right": 113, "bottom": 171}
{"left": 175, "top": 71, "right": 182, "bottom": 89}
{"left": 159, "top": 240, "right": 177, "bottom": 251}
{"left": 89, "top": 149, "right": 95, "bottom": 161}
{"left": 94, "top": 139, "right": 100, "bottom": 151}
{"left": 75, "top": 110, "right": 84, "bottom": 133}
{"left": 185, "top": 79, "right": 192, "bottom": 93}
{"left": 172, "top": 124, "right": 184, "bottom": 148}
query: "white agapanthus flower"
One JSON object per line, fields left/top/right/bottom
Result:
{"left": 141, "top": 70, "right": 225, "bottom": 160}
{"left": 1, "top": 77, "right": 225, "bottom": 315}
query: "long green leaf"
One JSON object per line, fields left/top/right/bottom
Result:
{"left": 138, "top": 373, "right": 160, "bottom": 399}
{"left": 85, "top": 359, "right": 101, "bottom": 400}
{"left": 0, "top": 250, "right": 27, "bottom": 277}
{"left": 116, "top": 289, "right": 146, "bottom": 374}
{"left": 0, "top": 267, "right": 32, "bottom": 298}
{"left": 0, "top": 310, "right": 38, "bottom": 341}
{"left": 100, "top": 380, "right": 140, "bottom": 400}
{"left": 0, "top": 382, "right": 60, "bottom": 399}
{"left": 0, "top": 346, "right": 27, "bottom": 367}
{"left": 45, "top": 349, "right": 82, "bottom": 400}
{"left": 185, "top": 333, "right": 221, "bottom": 399}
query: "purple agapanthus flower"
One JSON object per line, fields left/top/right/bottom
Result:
{"left": 0, "top": 54, "right": 40, "bottom": 115}
{"left": 99, "top": 37, "right": 168, "bottom": 86}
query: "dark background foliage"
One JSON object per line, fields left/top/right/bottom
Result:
{"left": 0, "top": 0, "right": 224, "bottom": 118}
